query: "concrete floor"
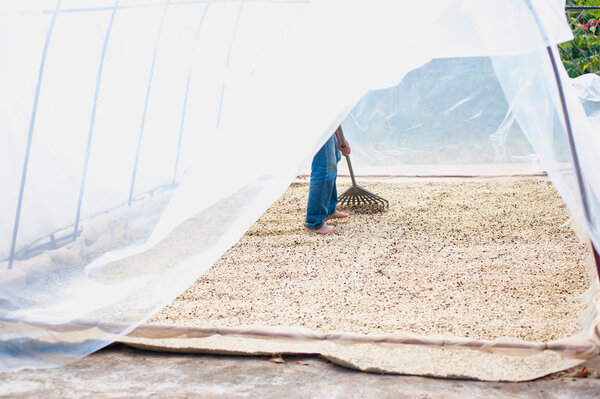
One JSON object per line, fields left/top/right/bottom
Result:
{"left": 1, "top": 344, "right": 599, "bottom": 398}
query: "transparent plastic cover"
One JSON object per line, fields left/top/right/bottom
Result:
{"left": 1, "top": 0, "right": 599, "bottom": 372}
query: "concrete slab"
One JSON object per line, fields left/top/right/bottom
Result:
{"left": 1, "top": 345, "right": 599, "bottom": 399}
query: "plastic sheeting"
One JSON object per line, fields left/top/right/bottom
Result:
{"left": 342, "top": 57, "right": 536, "bottom": 169}
{"left": 1, "top": 0, "right": 599, "bottom": 373}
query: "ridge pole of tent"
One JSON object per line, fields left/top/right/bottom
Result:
{"left": 73, "top": 0, "right": 120, "bottom": 242}
{"left": 7, "top": 0, "right": 62, "bottom": 270}
{"left": 525, "top": 0, "right": 600, "bottom": 282}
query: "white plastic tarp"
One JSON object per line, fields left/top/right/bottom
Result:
{"left": 1, "top": 0, "right": 599, "bottom": 372}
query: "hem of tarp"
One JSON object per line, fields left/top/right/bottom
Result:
{"left": 116, "top": 322, "right": 599, "bottom": 382}
{"left": 121, "top": 323, "right": 599, "bottom": 355}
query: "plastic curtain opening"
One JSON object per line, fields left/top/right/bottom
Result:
{"left": 1, "top": 0, "right": 599, "bottom": 372}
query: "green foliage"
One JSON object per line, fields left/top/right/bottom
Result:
{"left": 559, "top": 1, "right": 600, "bottom": 77}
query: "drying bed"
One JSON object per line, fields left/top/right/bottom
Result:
{"left": 120, "top": 178, "right": 599, "bottom": 381}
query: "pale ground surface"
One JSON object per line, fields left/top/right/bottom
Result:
{"left": 150, "top": 178, "right": 590, "bottom": 343}
{"left": 1, "top": 344, "right": 599, "bottom": 399}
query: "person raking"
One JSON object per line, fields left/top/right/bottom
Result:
{"left": 304, "top": 126, "right": 351, "bottom": 234}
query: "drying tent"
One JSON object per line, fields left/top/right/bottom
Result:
{"left": 2, "top": 0, "right": 600, "bottom": 378}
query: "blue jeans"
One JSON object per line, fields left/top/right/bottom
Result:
{"left": 305, "top": 135, "right": 342, "bottom": 229}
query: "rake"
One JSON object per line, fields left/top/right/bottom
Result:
{"left": 335, "top": 126, "right": 389, "bottom": 209}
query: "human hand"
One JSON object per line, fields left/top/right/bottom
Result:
{"left": 334, "top": 127, "right": 351, "bottom": 157}
{"left": 338, "top": 141, "right": 351, "bottom": 157}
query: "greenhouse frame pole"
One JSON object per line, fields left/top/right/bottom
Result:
{"left": 526, "top": 0, "right": 600, "bottom": 282}
{"left": 172, "top": 3, "right": 212, "bottom": 186}
{"left": 73, "top": 0, "right": 120, "bottom": 241}
{"left": 8, "top": 0, "right": 62, "bottom": 270}
{"left": 128, "top": 0, "right": 171, "bottom": 206}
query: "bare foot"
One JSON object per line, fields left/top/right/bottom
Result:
{"left": 324, "top": 211, "right": 349, "bottom": 222}
{"left": 304, "top": 223, "right": 339, "bottom": 234}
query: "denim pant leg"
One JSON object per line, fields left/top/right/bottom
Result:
{"left": 305, "top": 135, "right": 339, "bottom": 229}
{"left": 329, "top": 135, "right": 342, "bottom": 214}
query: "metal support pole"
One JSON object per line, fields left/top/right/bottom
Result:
{"left": 128, "top": 0, "right": 171, "bottom": 206}
{"left": 172, "top": 3, "right": 211, "bottom": 186}
{"left": 526, "top": 0, "right": 600, "bottom": 282}
{"left": 335, "top": 126, "right": 357, "bottom": 188}
{"left": 7, "top": 0, "right": 62, "bottom": 270}
{"left": 73, "top": 0, "right": 120, "bottom": 241}
{"left": 565, "top": 6, "right": 600, "bottom": 11}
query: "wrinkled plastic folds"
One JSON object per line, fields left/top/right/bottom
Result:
{"left": 1, "top": 0, "right": 599, "bottom": 373}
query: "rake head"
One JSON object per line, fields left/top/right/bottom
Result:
{"left": 337, "top": 184, "right": 389, "bottom": 209}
